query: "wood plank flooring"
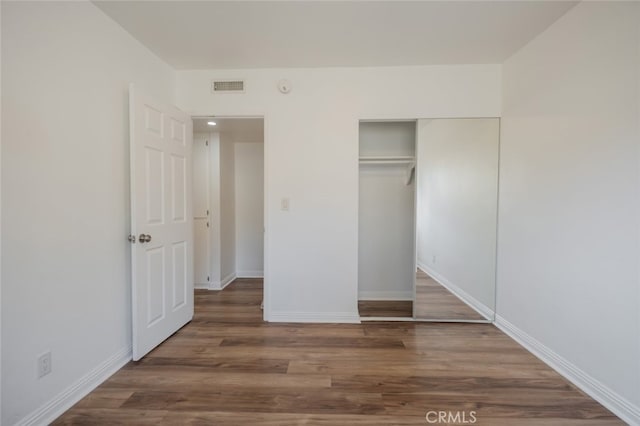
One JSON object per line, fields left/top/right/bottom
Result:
{"left": 359, "top": 270, "right": 488, "bottom": 320}
{"left": 358, "top": 300, "right": 413, "bottom": 317}
{"left": 415, "top": 269, "right": 486, "bottom": 320}
{"left": 54, "top": 279, "right": 621, "bottom": 425}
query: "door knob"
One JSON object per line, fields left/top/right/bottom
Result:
{"left": 138, "top": 234, "right": 152, "bottom": 243}
{"left": 127, "top": 235, "right": 136, "bottom": 244}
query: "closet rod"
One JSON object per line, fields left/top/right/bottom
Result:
{"left": 359, "top": 156, "right": 414, "bottom": 161}
{"left": 359, "top": 156, "right": 415, "bottom": 165}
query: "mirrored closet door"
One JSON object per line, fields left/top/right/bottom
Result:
{"left": 414, "top": 118, "right": 499, "bottom": 322}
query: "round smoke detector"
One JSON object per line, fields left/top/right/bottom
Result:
{"left": 277, "top": 79, "right": 292, "bottom": 94}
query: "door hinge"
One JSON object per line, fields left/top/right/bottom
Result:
{"left": 206, "top": 222, "right": 209, "bottom": 228}
{"left": 205, "top": 140, "right": 208, "bottom": 146}
{"left": 207, "top": 276, "right": 210, "bottom": 282}
{"left": 206, "top": 209, "right": 209, "bottom": 216}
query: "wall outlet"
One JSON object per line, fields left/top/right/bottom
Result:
{"left": 37, "top": 351, "right": 52, "bottom": 378}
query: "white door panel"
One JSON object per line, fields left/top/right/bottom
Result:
{"left": 172, "top": 241, "right": 188, "bottom": 309}
{"left": 130, "top": 85, "right": 193, "bottom": 361}
{"left": 192, "top": 137, "right": 210, "bottom": 218}
{"left": 194, "top": 219, "right": 210, "bottom": 286}
{"left": 193, "top": 137, "right": 210, "bottom": 287}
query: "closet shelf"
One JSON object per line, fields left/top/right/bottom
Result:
{"left": 359, "top": 156, "right": 415, "bottom": 165}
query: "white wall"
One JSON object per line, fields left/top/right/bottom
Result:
{"left": 359, "top": 122, "right": 415, "bottom": 158}
{"left": 359, "top": 166, "right": 415, "bottom": 300}
{"left": 1, "top": 2, "right": 176, "bottom": 424}
{"left": 177, "top": 65, "right": 501, "bottom": 321}
{"left": 416, "top": 118, "right": 499, "bottom": 316}
{"left": 219, "top": 135, "right": 236, "bottom": 284}
{"left": 498, "top": 2, "right": 640, "bottom": 423}
{"left": 235, "top": 143, "right": 264, "bottom": 278}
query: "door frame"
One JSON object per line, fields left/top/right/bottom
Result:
{"left": 191, "top": 113, "right": 270, "bottom": 321}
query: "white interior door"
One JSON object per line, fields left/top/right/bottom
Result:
{"left": 129, "top": 85, "right": 194, "bottom": 361}
{"left": 192, "top": 136, "right": 211, "bottom": 287}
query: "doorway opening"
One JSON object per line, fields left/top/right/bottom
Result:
{"left": 191, "top": 117, "right": 265, "bottom": 311}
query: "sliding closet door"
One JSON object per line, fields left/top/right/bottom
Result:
{"left": 415, "top": 118, "right": 499, "bottom": 321}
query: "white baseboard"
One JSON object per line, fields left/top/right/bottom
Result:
{"left": 269, "top": 311, "right": 361, "bottom": 324}
{"left": 16, "top": 346, "right": 132, "bottom": 426}
{"left": 236, "top": 270, "right": 264, "bottom": 279}
{"left": 358, "top": 291, "right": 413, "bottom": 301}
{"left": 209, "top": 272, "right": 236, "bottom": 290}
{"left": 417, "top": 263, "right": 494, "bottom": 320}
{"left": 194, "top": 282, "right": 209, "bottom": 289}
{"left": 495, "top": 315, "right": 640, "bottom": 425}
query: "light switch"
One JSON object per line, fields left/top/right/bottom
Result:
{"left": 281, "top": 198, "right": 290, "bottom": 211}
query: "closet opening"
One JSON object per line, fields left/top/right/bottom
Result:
{"left": 358, "top": 120, "right": 417, "bottom": 319}
{"left": 357, "top": 118, "right": 499, "bottom": 323}
{"left": 192, "top": 117, "right": 265, "bottom": 309}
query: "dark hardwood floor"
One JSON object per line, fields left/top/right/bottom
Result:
{"left": 54, "top": 279, "right": 621, "bottom": 425}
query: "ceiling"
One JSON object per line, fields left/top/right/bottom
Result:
{"left": 193, "top": 117, "right": 264, "bottom": 143}
{"left": 93, "top": 1, "right": 577, "bottom": 70}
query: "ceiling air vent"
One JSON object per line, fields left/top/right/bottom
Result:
{"left": 211, "top": 80, "right": 245, "bottom": 93}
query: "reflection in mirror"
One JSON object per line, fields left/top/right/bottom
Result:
{"left": 415, "top": 118, "right": 499, "bottom": 322}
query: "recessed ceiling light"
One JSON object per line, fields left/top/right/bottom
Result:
{"left": 207, "top": 121, "right": 217, "bottom": 126}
